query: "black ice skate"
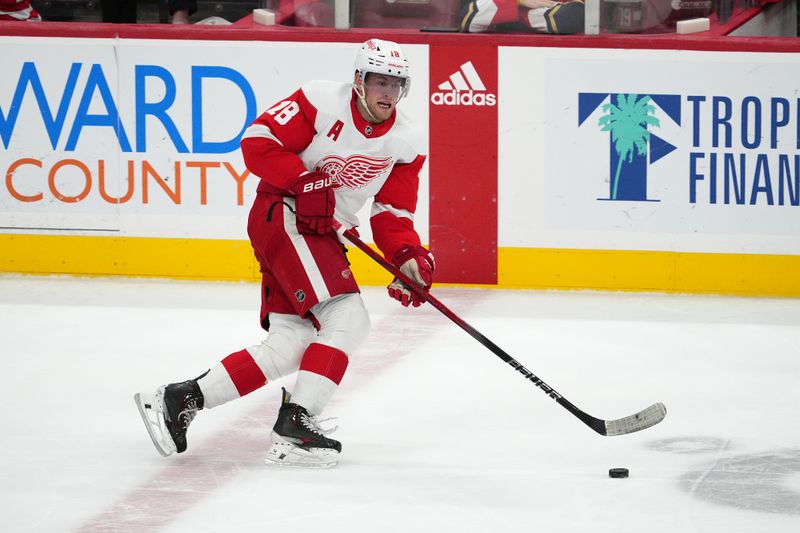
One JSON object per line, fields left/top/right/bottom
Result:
{"left": 134, "top": 378, "right": 204, "bottom": 457}
{"left": 265, "top": 388, "right": 341, "bottom": 468}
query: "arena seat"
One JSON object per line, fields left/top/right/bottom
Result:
{"left": 352, "top": 0, "right": 461, "bottom": 29}
{"left": 292, "top": 0, "right": 334, "bottom": 27}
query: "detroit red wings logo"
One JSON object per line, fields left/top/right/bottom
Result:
{"left": 317, "top": 155, "right": 394, "bottom": 190}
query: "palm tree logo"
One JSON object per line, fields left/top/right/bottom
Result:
{"left": 578, "top": 92, "right": 681, "bottom": 202}
{"left": 599, "top": 94, "right": 660, "bottom": 200}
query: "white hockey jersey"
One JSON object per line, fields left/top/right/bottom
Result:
{"left": 241, "top": 80, "right": 426, "bottom": 260}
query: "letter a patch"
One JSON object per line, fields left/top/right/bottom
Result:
{"left": 327, "top": 120, "right": 344, "bottom": 141}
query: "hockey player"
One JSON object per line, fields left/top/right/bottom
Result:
{"left": 135, "top": 39, "right": 434, "bottom": 468}
{"left": 460, "top": 0, "right": 712, "bottom": 34}
{"left": 460, "top": 0, "right": 585, "bottom": 34}
{"left": 0, "top": 0, "right": 41, "bottom": 20}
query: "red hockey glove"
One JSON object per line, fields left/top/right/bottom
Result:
{"left": 290, "top": 171, "right": 337, "bottom": 236}
{"left": 387, "top": 245, "right": 435, "bottom": 307}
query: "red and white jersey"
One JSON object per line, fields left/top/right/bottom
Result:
{"left": 460, "top": 0, "right": 527, "bottom": 32}
{"left": 460, "top": 0, "right": 580, "bottom": 33}
{"left": 0, "top": 0, "right": 40, "bottom": 20}
{"left": 241, "top": 80, "right": 426, "bottom": 260}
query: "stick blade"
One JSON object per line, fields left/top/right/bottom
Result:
{"left": 604, "top": 402, "right": 667, "bottom": 436}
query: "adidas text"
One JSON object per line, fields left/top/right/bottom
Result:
{"left": 431, "top": 90, "right": 497, "bottom": 107}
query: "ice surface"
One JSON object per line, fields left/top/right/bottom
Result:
{"left": 1, "top": 275, "right": 799, "bottom": 532}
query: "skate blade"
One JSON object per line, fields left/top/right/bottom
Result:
{"left": 134, "top": 390, "right": 176, "bottom": 457}
{"left": 264, "top": 434, "right": 339, "bottom": 469}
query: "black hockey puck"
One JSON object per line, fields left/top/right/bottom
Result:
{"left": 609, "top": 468, "right": 629, "bottom": 478}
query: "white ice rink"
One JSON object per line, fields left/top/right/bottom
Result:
{"left": 1, "top": 274, "right": 800, "bottom": 533}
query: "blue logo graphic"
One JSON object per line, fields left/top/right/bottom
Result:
{"left": 579, "top": 93, "right": 681, "bottom": 202}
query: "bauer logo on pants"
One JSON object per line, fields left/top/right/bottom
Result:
{"left": 431, "top": 61, "right": 496, "bottom": 106}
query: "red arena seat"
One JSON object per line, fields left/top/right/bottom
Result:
{"left": 352, "top": 0, "right": 461, "bottom": 29}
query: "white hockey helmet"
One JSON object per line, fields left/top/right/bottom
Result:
{"left": 354, "top": 39, "right": 411, "bottom": 99}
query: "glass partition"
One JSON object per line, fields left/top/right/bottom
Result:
{"left": 598, "top": 0, "right": 751, "bottom": 34}
{"left": 24, "top": 0, "right": 790, "bottom": 35}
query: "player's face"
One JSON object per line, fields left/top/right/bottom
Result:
{"left": 362, "top": 73, "right": 404, "bottom": 123}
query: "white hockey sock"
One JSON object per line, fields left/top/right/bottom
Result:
{"left": 196, "top": 363, "right": 240, "bottom": 409}
{"left": 290, "top": 370, "right": 338, "bottom": 416}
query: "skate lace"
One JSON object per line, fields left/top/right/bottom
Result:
{"left": 299, "top": 412, "right": 338, "bottom": 436}
{"left": 178, "top": 397, "right": 201, "bottom": 429}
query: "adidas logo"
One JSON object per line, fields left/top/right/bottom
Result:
{"left": 431, "top": 61, "right": 497, "bottom": 107}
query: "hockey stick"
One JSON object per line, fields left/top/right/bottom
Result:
{"left": 340, "top": 227, "right": 666, "bottom": 436}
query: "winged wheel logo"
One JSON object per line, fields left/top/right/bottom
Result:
{"left": 317, "top": 155, "right": 393, "bottom": 189}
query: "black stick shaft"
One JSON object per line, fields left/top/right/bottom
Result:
{"left": 342, "top": 229, "right": 606, "bottom": 434}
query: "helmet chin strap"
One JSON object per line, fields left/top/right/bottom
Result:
{"left": 354, "top": 71, "right": 405, "bottom": 124}
{"left": 354, "top": 77, "right": 380, "bottom": 124}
